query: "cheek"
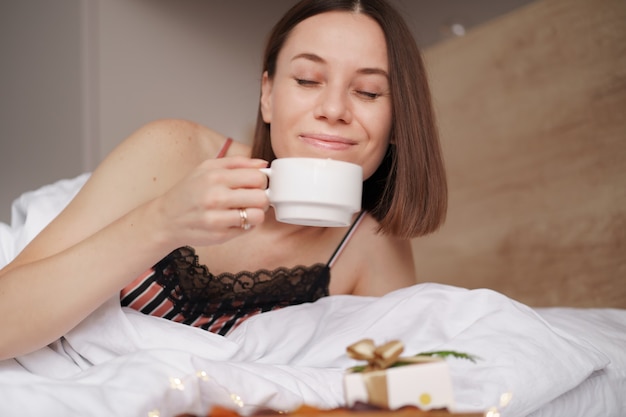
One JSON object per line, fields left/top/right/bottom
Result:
{"left": 362, "top": 109, "right": 392, "bottom": 179}
{"left": 361, "top": 145, "right": 389, "bottom": 180}
{"left": 266, "top": 85, "right": 295, "bottom": 127}
{"left": 268, "top": 85, "right": 311, "bottom": 157}
{"left": 269, "top": 126, "right": 288, "bottom": 158}
{"left": 267, "top": 96, "right": 292, "bottom": 158}
{"left": 376, "top": 106, "right": 393, "bottom": 140}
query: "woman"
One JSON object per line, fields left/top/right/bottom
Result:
{"left": 0, "top": 0, "right": 446, "bottom": 359}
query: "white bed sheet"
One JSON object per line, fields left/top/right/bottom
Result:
{"left": 0, "top": 174, "right": 624, "bottom": 417}
{"left": 531, "top": 308, "right": 626, "bottom": 417}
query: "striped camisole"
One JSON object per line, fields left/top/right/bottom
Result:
{"left": 120, "top": 138, "right": 366, "bottom": 336}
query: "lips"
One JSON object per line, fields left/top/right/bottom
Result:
{"left": 299, "top": 133, "right": 357, "bottom": 151}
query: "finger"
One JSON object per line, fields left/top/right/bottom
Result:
{"left": 206, "top": 167, "right": 269, "bottom": 192}
{"left": 193, "top": 207, "right": 265, "bottom": 233}
{"left": 231, "top": 207, "right": 265, "bottom": 231}
{"left": 227, "top": 188, "right": 270, "bottom": 209}
{"left": 200, "top": 187, "right": 269, "bottom": 212}
{"left": 229, "top": 168, "right": 269, "bottom": 190}
{"left": 206, "top": 156, "right": 268, "bottom": 170}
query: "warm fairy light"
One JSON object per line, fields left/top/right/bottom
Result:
{"left": 484, "top": 407, "right": 500, "bottom": 417}
{"left": 230, "top": 393, "right": 245, "bottom": 408}
{"left": 484, "top": 391, "right": 512, "bottom": 416}
{"left": 196, "top": 370, "right": 210, "bottom": 381}
{"left": 500, "top": 392, "right": 513, "bottom": 407}
{"left": 148, "top": 410, "right": 160, "bottom": 417}
{"left": 169, "top": 377, "right": 185, "bottom": 391}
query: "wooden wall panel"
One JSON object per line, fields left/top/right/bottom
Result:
{"left": 412, "top": 0, "right": 626, "bottom": 307}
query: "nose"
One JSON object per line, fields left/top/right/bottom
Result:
{"left": 314, "top": 84, "right": 352, "bottom": 124}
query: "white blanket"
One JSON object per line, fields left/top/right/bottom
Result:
{"left": 0, "top": 284, "right": 620, "bottom": 417}
{"left": 0, "top": 175, "right": 624, "bottom": 417}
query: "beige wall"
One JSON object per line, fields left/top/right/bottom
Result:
{"left": 0, "top": 0, "right": 84, "bottom": 223}
{"left": 94, "top": 0, "right": 295, "bottom": 160}
{"left": 413, "top": 0, "right": 626, "bottom": 307}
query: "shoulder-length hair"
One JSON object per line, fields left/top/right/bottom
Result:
{"left": 251, "top": 0, "right": 447, "bottom": 239}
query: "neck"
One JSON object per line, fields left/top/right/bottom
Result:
{"left": 261, "top": 208, "right": 327, "bottom": 237}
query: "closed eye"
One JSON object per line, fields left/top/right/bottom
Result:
{"left": 296, "top": 78, "right": 319, "bottom": 86}
{"left": 356, "top": 90, "right": 381, "bottom": 100}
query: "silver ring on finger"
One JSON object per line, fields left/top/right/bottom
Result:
{"left": 239, "top": 208, "right": 251, "bottom": 231}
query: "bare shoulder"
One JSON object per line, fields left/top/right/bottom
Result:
{"left": 75, "top": 119, "right": 232, "bottom": 216}
{"left": 331, "top": 213, "right": 417, "bottom": 296}
{"left": 114, "top": 118, "right": 229, "bottom": 164}
{"left": 124, "top": 118, "right": 251, "bottom": 160}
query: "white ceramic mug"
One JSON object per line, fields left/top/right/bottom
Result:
{"left": 260, "top": 158, "right": 363, "bottom": 227}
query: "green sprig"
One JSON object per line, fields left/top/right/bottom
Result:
{"left": 348, "top": 350, "right": 480, "bottom": 373}
{"left": 415, "top": 350, "right": 480, "bottom": 363}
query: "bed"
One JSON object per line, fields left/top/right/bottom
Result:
{"left": 0, "top": 173, "right": 624, "bottom": 417}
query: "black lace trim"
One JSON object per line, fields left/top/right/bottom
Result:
{"left": 152, "top": 246, "right": 330, "bottom": 322}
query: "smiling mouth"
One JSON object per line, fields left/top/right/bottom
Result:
{"left": 299, "top": 134, "right": 356, "bottom": 150}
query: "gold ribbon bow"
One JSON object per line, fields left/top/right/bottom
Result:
{"left": 346, "top": 339, "right": 440, "bottom": 408}
{"left": 347, "top": 339, "right": 405, "bottom": 371}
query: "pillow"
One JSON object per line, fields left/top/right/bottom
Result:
{"left": 7, "top": 173, "right": 90, "bottom": 261}
{"left": 528, "top": 308, "right": 626, "bottom": 416}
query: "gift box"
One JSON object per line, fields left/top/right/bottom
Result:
{"left": 343, "top": 340, "right": 455, "bottom": 411}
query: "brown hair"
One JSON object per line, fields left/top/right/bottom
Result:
{"left": 251, "top": 0, "right": 447, "bottom": 239}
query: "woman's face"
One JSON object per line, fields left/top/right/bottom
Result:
{"left": 260, "top": 11, "right": 392, "bottom": 180}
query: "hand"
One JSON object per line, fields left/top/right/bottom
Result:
{"left": 154, "top": 156, "right": 269, "bottom": 247}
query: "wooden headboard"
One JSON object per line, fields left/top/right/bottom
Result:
{"left": 411, "top": 0, "right": 626, "bottom": 308}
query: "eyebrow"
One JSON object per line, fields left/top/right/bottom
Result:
{"left": 292, "top": 53, "right": 389, "bottom": 78}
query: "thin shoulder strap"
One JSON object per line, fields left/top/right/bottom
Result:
{"left": 216, "top": 137, "right": 234, "bottom": 158}
{"left": 326, "top": 211, "right": 367, "bottom": 268}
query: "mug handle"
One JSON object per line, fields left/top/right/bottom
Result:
{"left": 259, "top": 167, "right": 271, "bottom": 198}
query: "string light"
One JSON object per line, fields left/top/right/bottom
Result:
{"left": 169, "top": 377, "right": 185, "bottom": 391}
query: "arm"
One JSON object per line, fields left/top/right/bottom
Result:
{"left": 0, "top": 119, "right": 268, "bottom": 360}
